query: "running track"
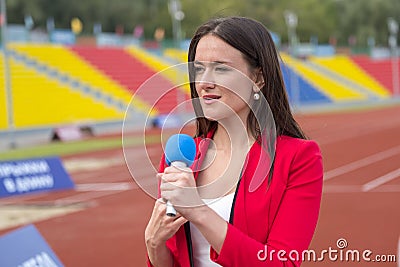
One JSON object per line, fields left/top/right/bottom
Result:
{"left": 0, "top": 105, "right": 399, "bottom": 266}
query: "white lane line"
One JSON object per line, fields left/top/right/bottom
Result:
{"left": 54, "top": 191, "right": 121, "bottom": 205}
{"left": 323, "top": 185, "right": 361, "bottom": 193}
{"left": 0, "top": 192, "right": 50, "bottom": 204}
{"left": 324, "top": 144, "right": 400, "bottom": 181}
{"left": 72, "top": 168, "right": 133, "bottom": 182}
{"left": 362, "top": 168, "right": 400, "bottom": 192}
{"left": 323, "top": 184, "right": 400, "bottom": 193}
{"left": 0, "top": 179, "right": 158, "bottom": 205}
{"left": 54, "top": 180, "right": 158, "bottom": 204}
{"left": 64, "top": 157, "right": 125, "bottom": 173}
{"left": 76, "top": 182, "right": 134, "bottom": 191}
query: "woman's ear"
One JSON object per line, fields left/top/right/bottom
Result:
{"left": 256, "top": 78, "right": 265, "bottom": 89}
{"left": 252, "top": 68, "right": 265, "bottom": 91}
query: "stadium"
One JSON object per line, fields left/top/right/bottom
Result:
{"left": 0, "top": 0, "right": 399, "bottom": 266}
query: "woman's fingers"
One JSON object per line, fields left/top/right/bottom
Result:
{"left": 173, "top": 214, "right": 188, "bottom": 228}
{"left": 154, "top": 198, "right": 167, "bottom": 219}
{"left": 153, "top": 199, "right": 185, "bottom": 222}
{"left": 172, "top": 216, "right": 188, "bottom": 228}
{"left": 145, "top": 199, "right": 186, "bottom": 247}
{"left": 160, "top": 172, "right": 184, "bottom": 183}
{"left": 164, "top": 166, "right": 192, "bottom": 174}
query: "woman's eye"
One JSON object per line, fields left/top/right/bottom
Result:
{"left": 194, "top": 66, "right": 205, "bottom": 73}
{"left": 215, "top": 66, "right": 230, "bottom": 72}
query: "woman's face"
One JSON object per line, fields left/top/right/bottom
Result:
{"left": 194, "top": 34, "right": 257, "bottom": 122}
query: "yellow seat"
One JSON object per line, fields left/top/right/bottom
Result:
{"left": 310, "top": 55, "right": 390, "bottom": 98}
{"left": 8, "top": 59, "right": 124, "bottom": 128}
{"left": 281, "top": 53, "right": 367, "bottom": 102}
{"left": 10, "top": 43, "right": 151, "bottom": 115}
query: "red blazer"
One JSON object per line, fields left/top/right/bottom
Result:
{"left": 148, "top": 132, "right": 323, "bottom": 267}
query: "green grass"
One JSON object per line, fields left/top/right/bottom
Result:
{"left": 0, "top": 135, "right": 161, "bottom": 161}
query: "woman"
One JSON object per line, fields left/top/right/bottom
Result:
{"left": 145, "top": 17, "right": 323, "bottom": 267}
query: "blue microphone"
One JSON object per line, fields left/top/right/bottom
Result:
{"left": 164, "top": 134, "right": 196, "bottom": 216}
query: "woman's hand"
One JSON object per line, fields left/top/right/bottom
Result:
{"left": 145, "top": 199, "right": 187, "bottom": 267}
{"left": 145, "top": 199, "right": 187, "bottom": 247}
{"left": 158, "top": 166, "right": 229, "bottom": 256}
{"left": 159, "top": 166, "right": 203, "bottom": 220}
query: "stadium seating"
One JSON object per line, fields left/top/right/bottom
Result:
{"left": 71, "top": 46, "right": 182, "bottom": 114}
{"left": 7, "top": 58, "right": 123, "bottom": 128}
{"left": 126, "top": 46, "right": 190, "bottom": 94}
{"left": 10, "top": 44, "right": 151, "bottom": 114}
{"left": 281, "top": 64, "right": 332, "bottom": 104}
{"left": 351, "top": 55, "right": 398, "bottom": 94}
{"left": 126, "top": 46, "right": 191, "bottom": 113}
{"left": 0, "top": 54, "right": 8, "bottom": 129}
{"left": 310, "top": 55, "right": 390, "bottom": 98}
{"left": 164, "top": 48, "right": 187, "bottom": 63}
{"left": 281, "top": 54, "right": 367, "bottom": 101}
{"left": 0, "top": 43, "right": 397, "bottom": 131}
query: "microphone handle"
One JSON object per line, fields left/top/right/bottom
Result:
{"left": 166, "top": 161, "right": 187, "bottom": 217}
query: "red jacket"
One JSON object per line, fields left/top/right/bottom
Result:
{"left": 148, "top": 132, "right": 323, "bottom": 267}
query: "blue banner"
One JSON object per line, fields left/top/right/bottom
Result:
{"left": 0, "top": 157, "right": 74, "bottom": 198}
{"left": 0, "top": 224, "right": 64, "bottom": 267}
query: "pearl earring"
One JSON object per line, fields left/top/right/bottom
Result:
{"left": 253, "top": 92, "right": 260, "bottom": 100}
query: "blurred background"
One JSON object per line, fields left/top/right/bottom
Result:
{"left": 0, "top": 0, "right": 399, "bottom": 266}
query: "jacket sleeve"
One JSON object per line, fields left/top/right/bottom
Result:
{"left": 210, "top": 140, "right": 323, "bottom": 266}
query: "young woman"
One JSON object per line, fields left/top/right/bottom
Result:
{"left": 145, "top": 16, "right": 323, "bottom": 267}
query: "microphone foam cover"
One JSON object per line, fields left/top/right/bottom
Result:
{"left": 165, "top": 134, "right": 196, "bottom": 166}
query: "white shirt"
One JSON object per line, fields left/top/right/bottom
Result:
{"left": 190, "top": 193, "right": 235, "bottom": 267}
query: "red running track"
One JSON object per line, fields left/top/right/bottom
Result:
{"left": 1, "top": 105, "right": 400, "bottom": 266}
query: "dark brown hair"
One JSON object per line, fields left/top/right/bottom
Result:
{"left": 188, "top": 16, "right": 306, "bottom": 140}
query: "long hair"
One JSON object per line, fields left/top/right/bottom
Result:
{"left": 188, "top": 16, "right": 306, "bottom": 140}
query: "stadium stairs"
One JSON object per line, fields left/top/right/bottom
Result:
{"left": 126, "top": 46, "right": 190, "bottom": 94}
{"left": 309, "top": 55, "right": 390, "bottom": 99}
{"left": 70, "top": 46, "right": 186, "bottom": 114}
{"left": 280, "top": 64, "right": 332, "bottom": 105}
{"left": 351, "top": 55, "right": 399, "bottom": 94}
{"left": 3, "top": 44, "right": 395, "bottom": 131}
{"left": 281, "top": 53, "right": 372, "bottom": 102}
{"left": 2, "top": 56, "right": 123, "bottom": 129}
{"left": 163, "top": 48, "right": 187, "bottom": 64}
{"left": 8, "top": 44, "right": 145, "bottom": 114}
{"left": 0, "top": 55, "right": 8, "bottom": 129}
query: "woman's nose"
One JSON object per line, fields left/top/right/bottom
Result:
{"left": 197, "top": 70, "right": 215, "bottom": 90}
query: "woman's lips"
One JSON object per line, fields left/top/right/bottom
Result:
{"left": 202, "top": 94, "right": 221, "bottom": 104}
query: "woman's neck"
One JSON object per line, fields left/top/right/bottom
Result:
{"left": 213, "top": 114, "right": 255, "bottom": 153}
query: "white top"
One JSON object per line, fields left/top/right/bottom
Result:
{"left": 190, "top": 193, "right": 235, "bottom": 267}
